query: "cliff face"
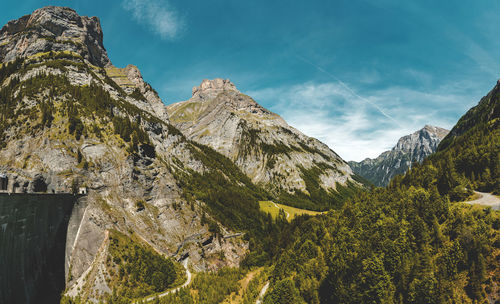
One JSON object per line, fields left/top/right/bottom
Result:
{"left": 349, "top": 125, "right": 449, "bottom": 187}
{"left": 167, "top": 79, "right": 362, "bottom": 210}
{"left": 105, "top": 64, "right": 170, "bottom": 123}
{"left": 0, "top": 7, "right": 251, "bottom": 302}
{"left": 0, "top": 6, "right": 110, "bottom": 67}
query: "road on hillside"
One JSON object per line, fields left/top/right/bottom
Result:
{"left": 272, "top": 202, "right": 290, "bottom": 219}
{"left": 466, "top": 191, "right": 500, "bottom": 210}
{"left": 141, "top": 257, "right": 192, "bottom": 302}
{"left": 256, "top": 281, "right": 270, "bottom": 304}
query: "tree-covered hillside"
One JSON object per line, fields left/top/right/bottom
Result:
{"left": 266, "top": 187, "right": 499, "bottom": 303}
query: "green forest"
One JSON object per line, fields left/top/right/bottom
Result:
{"left": 265, "top": 187, "right": 499, "bottom": 303}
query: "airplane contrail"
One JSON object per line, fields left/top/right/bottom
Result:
{"left": 295, "top": 55, "right": 402, "bottom": 127}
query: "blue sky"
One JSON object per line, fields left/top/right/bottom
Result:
{"left": 1, "top": 0, "right": 499, "bottom": 161}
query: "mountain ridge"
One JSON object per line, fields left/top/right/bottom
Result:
{"left": 349, "top": 125, "right": 449, "bottom": 186}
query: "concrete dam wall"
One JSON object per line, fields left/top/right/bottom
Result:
{"left": 0, "top": 194, "right": 82, "bottom": 304}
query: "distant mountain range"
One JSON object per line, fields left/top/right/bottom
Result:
{"left": 349, "top": 125, "right": 449, "bottom": 186}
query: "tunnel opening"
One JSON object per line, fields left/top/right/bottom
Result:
{"left": 0, "top": 174, "right": 7, "bottom": 191}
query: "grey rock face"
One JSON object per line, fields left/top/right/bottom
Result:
{"left": 167, "top": 79, "right": 357, "bottom": 198}
{"left": 349, "top": 125, "right": 449, "bottom": 187}
{"left": 0, "top": 6, "right": 110, "bottom": 67}
{"left": 192, "top": 78, "right": 238, "bottom": 98}
{"left": 105, "top": 64, "right": 170, "bottom": 122}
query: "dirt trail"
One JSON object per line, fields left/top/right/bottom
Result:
{"left": 465, "top": 191, "right": 500, "bottom": 210}
{"left": 222, "top": 267, "right": 263, "bottom": 304}
{"left": 272, "top": 201, "right": 290, "bottom": 219}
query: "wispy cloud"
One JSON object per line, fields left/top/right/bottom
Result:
{"left": 248, "top": 81, "right": 478, "bottom": 162}
{"left": 295, "top": 55, "right": 402, "bottom": 127}
{"left": 122, "top": 0, "right": 183, "bottom": 39}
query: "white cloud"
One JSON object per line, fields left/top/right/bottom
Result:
{"left": 248, "top": 81, "right": 478, "bottom": 162}
{"left": 122, "top": 0, "right": 183, "bottom": 39}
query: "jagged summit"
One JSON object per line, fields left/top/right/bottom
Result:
{"left": 349, "top": 125, "right": 449, "bottom": 186}
{"left": 0, "top": 6, "right": 169, "bottom": 122}
{"left": 0, "top": 6, "right": 110, "bottom": 67}
{"left": 192, "top": 78, "right": 239, "bottom": 98}
{"left": 393, "top": 125, "right": 449, "bottom": 154}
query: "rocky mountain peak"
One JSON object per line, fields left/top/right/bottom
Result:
{"left": 192, "top": 78, "right": 239, "bottom": 98}
{"left": 0, "top": 6, "right": 110, "bottom": 67}
{"left": 168, "top": 79, "right": 359, "bottom": 207}
{"left": 394, "top": 125, "right": 449, "bottom": 153}
{"left": 124, "top": 64, "right": 142, "bottom": 80}
{"left": 349, "top": 125, "right": 449, "bottom": 186}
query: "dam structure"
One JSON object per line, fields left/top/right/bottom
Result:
{"left": 0, "top": 193, "right": 83, "bottom": 304}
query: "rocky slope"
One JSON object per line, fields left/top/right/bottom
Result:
{"left": 0, "top": 7, "right": 258, "bottom": 302}
{"left": 349, "top": 125, "right": 449, "bottom": 186}
{"left": 167, "top": 79, "right": 363, "bottom": 210}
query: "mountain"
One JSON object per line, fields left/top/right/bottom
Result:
{"left": 3, "top": 5, "right": 498, "bottom": 304}
{"left": 0, "top": 6, "right": 110, "bottom": 67}
{"left": 0, "top": 7, "right": 269, "bottom": 302}
{"left": 167, "top": 79, "right": 364, "bottom": 211}
{"left": 349, "top": 125, "right": 449, "bottom": 186}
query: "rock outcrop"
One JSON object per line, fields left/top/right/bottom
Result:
{"left": 105, "top": 64, "right": 170, "bottom": 122}
{"left": 349, "top": 125, "right": 449, "bottom": 186}
{"left": 0, "top": 6, "right": 110, "bottom": 67}
{"left": 167, "top": 79, "right": 361, "bottom": 210}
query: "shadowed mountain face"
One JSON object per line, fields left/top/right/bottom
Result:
{"left": 349, "top": 125, "right": 449, "bottom": 186}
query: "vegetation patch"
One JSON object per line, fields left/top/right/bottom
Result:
{"left": 259, "top": 201, "right": 323, "bottom": 221}
{"left": 268, "top": 186, "right": 500, "bottom": 303}
{"left": 158, "top": 267, "right": 246, "bottom": 304}
{"left": 275, "top": 165, "right": 363, "bottom": 211}
{"left": 105, "top": 230, "right": 186, "bottom": 301}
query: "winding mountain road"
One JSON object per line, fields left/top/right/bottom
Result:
{"left": 466, "top": 191, "right": 500, "bottom": 210}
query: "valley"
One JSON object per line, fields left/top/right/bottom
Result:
{"left": 0, "top": 4, "right": 498, "bottom": 304}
